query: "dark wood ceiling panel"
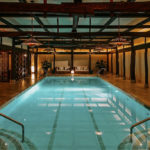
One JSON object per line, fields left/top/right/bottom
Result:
{"left": 0, "top": 2, "right": 150, "bottom": 15}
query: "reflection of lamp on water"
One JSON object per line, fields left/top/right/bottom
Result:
{"left": 31, "top": 74, "right": 35, "bottom": 80}
{"left": 71, "top": 69, "right": 74, "bottom": 81}
{"left": 31, "top": 66, "right": 35, "bottom": 73}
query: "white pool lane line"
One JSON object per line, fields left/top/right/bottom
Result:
{"left": 48, "top": 88, "right": 64, "bottom": 150}
{"left": 82, "top": 88, "right": 106, "bottom": 150}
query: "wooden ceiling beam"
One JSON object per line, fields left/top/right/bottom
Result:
{"left": 125, "top": 17, "right": 150, "bottom": 33}
{"left": 72, "top": 0, "right": 81, "bottom": 33}
{"left": 0, "top": 31, "right": 150, "bottom": 37}
{"left": 41, "top": 41, "right": 108, "bottom": 44}
{"left": 34, "top": 16, "right": 49, "bottom": 33}
{"left": 37, "top": 52, "right": 107, "bottom": 54}
{"left": 19, "top": 0, "right": 50, "bottom": 34}
{"left": 98, "top": 16, "right": 116, "bottom": 32}
{"left": 0, "top": 2, "right": 150, "bottom": 15}
{"left": 0, "top": 24, "right": 150, "bottom": 29}
{"left": 38, "top": 45, "right": 104, "bottom": 49}
{"left": 1, "top": 25, "right": 150, "bottom": 29}
{"left": 19, "top": 0, "right": 27, "bottom": 3}
{"left": 0, "top": 13, "right": 149, "bottom": 18}
{"left": 17, "top": 36, "right": 114, "bottom": 39}
{"left": 127, "top": 0, "right": 136, "bottom": 2}
{"left": 72, "top": 15, "right": 79, "bottom": 33}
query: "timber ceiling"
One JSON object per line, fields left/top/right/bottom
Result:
{"left": 0, "top": 0, "right": 150, "bottom": 50}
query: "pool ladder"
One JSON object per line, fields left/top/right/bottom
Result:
{"left": 0, "top": 113, "right": 24, "bottom": 142}
{"left": 130, "top": 117, "right": 150, "bottom": 142}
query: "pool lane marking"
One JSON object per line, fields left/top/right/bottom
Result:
{"left": 48, "top": 89, "right": 64, "bottom": 150}
{"left": 83, "top": 89, "right": 106, "bottom": 150}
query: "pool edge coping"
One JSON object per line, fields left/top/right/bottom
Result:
{"left": 98, "top": 75, "right": 150, "bottom": 111}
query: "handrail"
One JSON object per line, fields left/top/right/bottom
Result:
{"left": 0, "top": 113, "right": 24, "bottom": 142}
{"left": 130, "top": 117, "right": 150, "bottom": 142}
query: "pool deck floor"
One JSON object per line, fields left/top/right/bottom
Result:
{"left": 0, "top": 73, "right": 150, "bottom": 109}
{"left": 100, "top": 74, "right": 150, "bottom": 109}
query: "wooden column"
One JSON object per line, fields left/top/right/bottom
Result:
{"left": 0, "top": 37, "right": 2, "bottom": 45}
{"left": 89, "top": 49, "right": 91, "bottom": 73}
{"left": 20, "top": 45, "right": 23, "bottom": 78}
{"left": 123, "top": 45, "right": 126, "bottom": 80}
{"left": 107, "top": 49, "right": 109, "bottom": 72}
{"left": 53, "top": 49, "right": 55, "bottom": 73}
{"left": 130, "top": 38, "right": 136, "bottom": 82}
{"left": 71, "top": 49, "right": 74, "bottom": 70}
{"left": 34, "top": 48, "right": 38, "bottom": 75}
{"left": 27, "top": 46, "right": 31, "bottom": 75}
{"left": 111, "top": 53, "right": 113, "bottom": 74}
{"left": 116, "top": 47, "right": 119, "bottom": 76}
{"left": 144, "top": 37, "right": 149, "bottom": 88}
{"left": 11, "top": 38, "right": 17, "bottom": 81}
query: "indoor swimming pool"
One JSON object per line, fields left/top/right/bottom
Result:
{"left": 0, "top": 77, "right": 149, "bottom": 150}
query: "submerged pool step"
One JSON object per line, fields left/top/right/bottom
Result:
{"left": 0, "top": 138, "right": 8, "bottom": 150}
{"left": 118, "top": 129, "right": 150, "bottom": 150}
{"left": 0, "top": 129, "right": 36, "bottom": 150}
{"left": 132, "top": 129, "right": 150, "bottom": 150}
{"left": 0, "top": 131, "right": 23, "bottom": 150}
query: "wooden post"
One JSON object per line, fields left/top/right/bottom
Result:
{"left": 53, "top": 49, "right": 55, "bottom": 73}
{"left": 144, "top": 37, "right": 149, "bottom": 88}
{"left": 116, "top": 47, "right": 119, "bottom": 76}
{"left": 0, "top": 37, "right": 2, "bottom": 45}
{"left": 34, "top": 48, "right": 38, "bottom": 75}
{"left": 107, "top": 49, "right": 109, "bottom": 72}
{"left": 71, "top": 49, "right": 74, "bottom": 70}
{"left": 111, "top": 53, "right": 113, "bottom": 74}
{"left": 130, "top": 38, "right": 136, "bottom": 82}
{"left": 123, "top": 45, "right": 126, "bottom": 80}
{"left": 89, "top": 49, "right": 91, "bottom": 73}
{"left": 11, "top": 38, "right": 17, "bottom": 81}
{"left": 27, "top": 46, "right": 31, "bottom": 75}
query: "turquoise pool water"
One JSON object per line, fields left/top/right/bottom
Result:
{"left": 0, "top": 77, "right": 149, "bottom": 150}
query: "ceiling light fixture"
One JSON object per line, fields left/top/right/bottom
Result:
{"left": 109, "top": 15, "right": 130, "bottom": 46}
{"left": 23, "top": 36, "right": 41, "bottom": 47}
{"left": 23, "top": 1, "right": 41, "bottom": 47}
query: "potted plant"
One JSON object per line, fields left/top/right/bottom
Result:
{"left": 42, "top": 60, "right": 51, "bottom": 75}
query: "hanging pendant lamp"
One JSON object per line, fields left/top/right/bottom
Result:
{"left": 109, "top": 15, "right": 130, "bottom": 46}
{"left": 23, "top": 36, "right": 41, "bottom": 47}
{"left": 23, "top": 15, "right": 41, "bottom": 47}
